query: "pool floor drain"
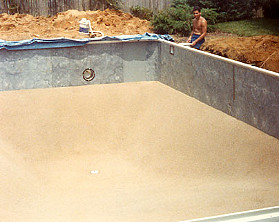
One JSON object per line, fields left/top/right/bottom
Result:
{"left": 83, "top": 68, "right": 95, "bottom": 81}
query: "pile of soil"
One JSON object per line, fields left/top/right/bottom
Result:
{"left": 0, "top": 9, "right": 278, "bottom": 73}
{"left": 174, "top": 33, "right": 279, "bottom": 73}
{"left": 0, "top": 9, "right": 152, "bottom": 41}
{"left": 201, "top": 34, "right": 279, "bottom": 73}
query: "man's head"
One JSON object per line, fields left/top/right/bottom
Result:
{"left": 193, "top": 6, "right": 201, "bottom": 19}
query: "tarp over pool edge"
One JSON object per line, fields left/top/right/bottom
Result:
{"left": 0, "top": 33, "right": 173, "bottom": 50}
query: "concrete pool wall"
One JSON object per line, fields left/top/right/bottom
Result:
{"left": 0, "top": 40, "right": 278, "bottom": 139}
{"left": 0, "top": 41, "right": 160, "bottom": 90}
{"left": 159, "top": 40, "right": 279, "bottom": 139}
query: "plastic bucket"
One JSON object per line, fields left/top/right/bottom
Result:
{"left": 79, "top": 18, "right": 90, "bottom": 34}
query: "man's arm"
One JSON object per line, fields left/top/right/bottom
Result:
{"left": 187, "top": 31, "right": 194, "bottom": 43}
{"left": 191, "top": 19, "right": 207, "bottom": 46}
{"left": 187, "top": 19, "right": 195, "bottom": 43}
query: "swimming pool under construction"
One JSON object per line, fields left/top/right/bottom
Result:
{"left": 0, "top": 38, "right": 278, "bottom": 221}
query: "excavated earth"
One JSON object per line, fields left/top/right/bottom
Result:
{"left": 201, "top": 34, "right": 279, "bottom": 73}
{"left": 0, "top": 9, "right": 152, "bottom": 40}
{"left": 0, "top": 9, "right": 278, "bottom": 73}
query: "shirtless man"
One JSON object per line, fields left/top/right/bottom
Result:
{"left": 187, "top": 6, "right": 207, "bottom": 49}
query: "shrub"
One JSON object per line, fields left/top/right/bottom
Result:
{"left": 150, "top": 10, "right": 173, "bottom": 34}
{"left": 201, "top": 8, "right": 218, "bottom": 32}
{"left": 151, "top": 4, "right": 193, "bottom": 36}
{"left": 130, "top": 5, "right": 153, "bottom": 20}
{"left": 151, "top": 3, "right": 218, "bottom": 36}
{"left": 171, "top": 0, "right": 191, "bottom": 8}
{"left": 185, "top": 0, "right": 256, "bottom": 22}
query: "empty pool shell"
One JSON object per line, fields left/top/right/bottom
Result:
{"left": 0, "top": 38, "right": 278, "bottom": 221}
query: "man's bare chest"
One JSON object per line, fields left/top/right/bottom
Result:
{"left": 193, "top": 19, "right": 203, "bottom": 28}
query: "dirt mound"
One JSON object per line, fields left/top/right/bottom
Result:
{"left": 201, "top": 35, "right": 279, "bottom": 73}
{"left": 0, "top": 9, "right": 152, "bottom": 41}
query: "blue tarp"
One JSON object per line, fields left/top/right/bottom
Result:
{"left": 0, "top": 33, "right": 173, "bottom": 50}
{"left": 102, "top": 33, "right": 173, "bottom": 42}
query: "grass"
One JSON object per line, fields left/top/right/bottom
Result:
{"left": 214, "top": 18, "right": 279, "bottom": 36}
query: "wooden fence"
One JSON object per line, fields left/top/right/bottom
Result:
{"left": 122, "top": 0, "right": 172, "bottom": 11}
{"left": 0, "top": 0, "right": 172, "bottom": 16}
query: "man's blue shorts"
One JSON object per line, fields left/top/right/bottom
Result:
{"left": 190, "top": 34, "right": 205, "bottom": 49}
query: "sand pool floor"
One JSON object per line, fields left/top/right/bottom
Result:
{"left": 0, "top": 81, "right": 278, "bottom": 222}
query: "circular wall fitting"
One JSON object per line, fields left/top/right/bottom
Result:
{"left": 83, "top": 68, "right": 95, "bottom": 81}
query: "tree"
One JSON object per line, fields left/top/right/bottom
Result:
{"left": 185, "top": 0, "right": 262, "bottom": 21}
{"left": 151, "top": 1, "right": 218, "bottom": 36}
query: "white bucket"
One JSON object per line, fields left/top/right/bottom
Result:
{"left": 79, "top": 18, "right": 91, "bottom": 35}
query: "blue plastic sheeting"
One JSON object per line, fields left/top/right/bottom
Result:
{"left": 0, "top": 38, "right": 90, "bottom": 50}
{"left": 102, "top": 33, "right": 174, "bottom": 42}
{"left": 0, "top": 33, "right": 173, "bottom": 50}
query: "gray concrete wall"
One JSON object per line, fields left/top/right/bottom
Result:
{"left": 159, "top": 40, "right": 279, "bottom": 139}
{"left": 0, "top": 40, "right": 159, "bottom": 91}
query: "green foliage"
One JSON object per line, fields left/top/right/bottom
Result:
{"left": 215, "top": 18, "right": 279, "bottom": 36}
{"left": 171, "top": 0, "right": 191, "bottom": 8}
{"left": 151, "top": 11, "right": 173, "bottom": 34}
{"left": 151, "top": 4, "right": 193, "bottom": 36}
{"left": 184, "top": 0, "right": 216, "bottom": 9}
{"left": 185, "top": 0, "right": 258, "bottom": 22}
{"left": 201, "top": 8, "right": 218, "bottom": 31}
{"left": 151, "top": 2, "right": 218, "bottom": 36}
{"left": 130, "top": 5, "right": 153, "bottom": 20}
